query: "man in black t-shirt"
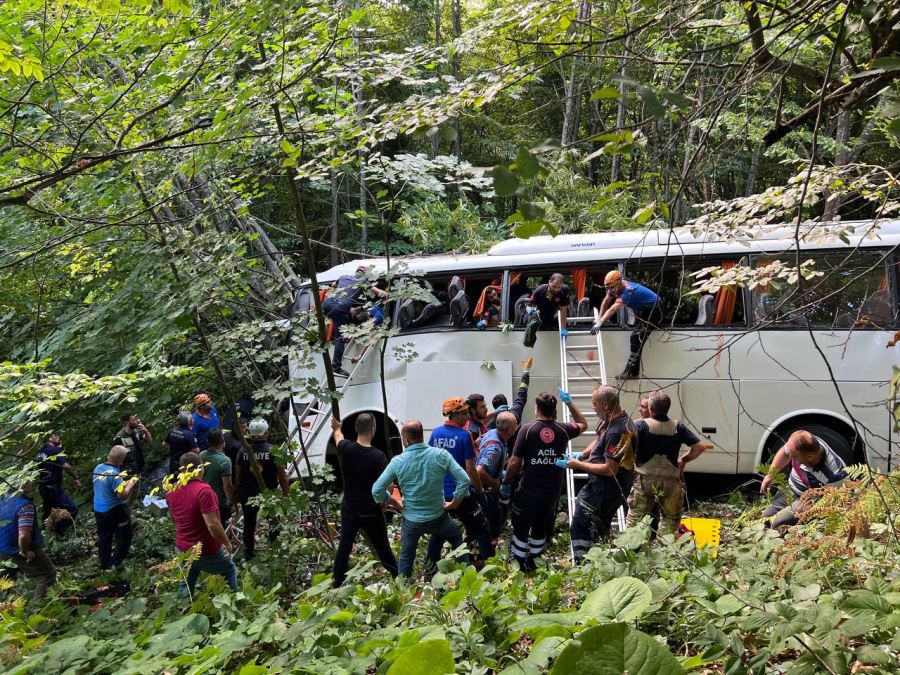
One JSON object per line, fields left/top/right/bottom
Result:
{"left": 330, "top": 414, "right": 400, "bottom": 587}
{"left": 36, "top": 432, "right": 81, "bottom": 532}
{"left": 500, "top": 391, "right": 587, "bottom": 571}
{"left": 234, "top": 419, "right": 289, "bottom": 559}
{"left": 529, "top": 273, "right": 571, "bottom": 329}
{"left": 162, "top": 412, "right": 199, "bottom": 476}
{"left": 566, "top": 386, "right": 637, "bottom": 561}
{"left": 113, "top": 411, "right": 152, "bottom": 475}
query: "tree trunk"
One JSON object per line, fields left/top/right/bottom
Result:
{"left": 561, "top": 0, "right": 590, "bottom": 147}
{"left": 431, "top": 0, "right": 442, "bottom": 158}
{"left": 451, "top": 0, "right": 462, "bottom": 157}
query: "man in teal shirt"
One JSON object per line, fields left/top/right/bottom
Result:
{"left": 372, "top": 419, "right": 470, "bottom": 578}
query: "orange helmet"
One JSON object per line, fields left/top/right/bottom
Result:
{"left": 442, "top": 397, "right": 468, "bottom": 416}
{"left": 194, "top": 393, "right": 212, "bottom": 407}
{"left": 604, "top": 270, "right": 623, "bottom": 288}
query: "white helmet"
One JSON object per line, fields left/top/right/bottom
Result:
{"left": 248, "top": 419, "right": 269, "bottom": 437}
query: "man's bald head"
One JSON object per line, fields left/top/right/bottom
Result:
{"left": 108, "top": 445, "right": 128, "bottom": 465}
{"left": 495, "top": 411, "right": 518, "bottom": 438}
{"left": 401, "top": 420, "right": 424, "bottom": 446}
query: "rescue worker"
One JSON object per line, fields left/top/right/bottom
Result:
{"left": 428, "top": 398, "right": 493, "bottom": 563}
{"left": 488, "top": 357, "right": 533, "bottom": 432}
{"left": 0, "top": 482, "right": 57, "bottom": 599}
{"left": 592, "top": 270, "right": 662, "bottom": 380}
{"left": 760, "top": 429, "right": 848, "bottom": 527}
{"left": 500, "top": 390, "right": 587, "bottom": 571}
{"left": 464, "top": 394, "right": 489, "bottom": 445}
{"left": 566, "top": 386, "right": 636, "bottom": 561}
{"left": 476, "top": 411, "right": 517, "bottom": 544}
{"left": 529, "top": 273, "right": 571, "bottom": 331}
{"left": 35, "top": 432, "right": 80, "bottom": 533}
{"left": 323, "top": 267, "right": 387, "bottom": 377}
{"left": 626, "top": 390, "right": 708, "bottom": 535}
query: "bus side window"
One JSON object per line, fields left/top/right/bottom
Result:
{"left": 750, "top": 251, "right": 895, "bottom": 329}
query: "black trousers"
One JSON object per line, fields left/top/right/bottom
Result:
{"left": 510, "top": 487, "right": 560, "bottom": 569}
{"left": 570, "top": 473, "right": 632, "bottom": 561}
{"left": 427, "top": 494, "right": 494, "bottom": 563}
{"left": 219, "top": 503, "right": 232, "bottom": 528}
{"left": 483, "top": 493, "right": 507, "bottom": 542}
{"left": 241, "top": 499, "right": 278, "bottom": 559}
{"left": 39, "top": 485, "right": 78, "bottom": 533}
{"left": 332, "top": 505, "right": 399, "bottom": 587}
{"left": 95, "top": 505, "right": 132, "bottom": 569}
{"left": 626, "top": 303, "right": 663, "bottom": 375}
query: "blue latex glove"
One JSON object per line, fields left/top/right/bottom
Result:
{"left": 559, "top": 328, "right": 569, "bottom": 338}
{"left": 555, "top": 457, "right": 570, "bottom": 469}
{"left": 499, "top": 483, "right": 510, "bottom": 500}
{"left": 557, "top": 387, "right": 572, "bottom": 403}
{"left": 476, "top": 320, "right": 487, "bottom": 330}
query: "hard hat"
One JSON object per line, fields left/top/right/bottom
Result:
{"left": 194, "top": 393, "right": 212, "bottom": 407}
{"left": 248, "top": 419, "right": 269, "bottom": 436}
{"left": 442, "top": 397, "right": 468, "bottom": 416}
{"left": 604, "top": 270, "right": 623, "bottom": 287}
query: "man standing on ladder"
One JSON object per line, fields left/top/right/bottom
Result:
{"left": 626, "top": 390, "right": 708, "bottom": 535}
{"left": 500, "top": 391, "right": 587, "bottom": 572}
{"left": 591, "top": 270, "right": 662, "bottom": 380}
{"left": 566, "top": 385, "right": 636, "bottom": 563}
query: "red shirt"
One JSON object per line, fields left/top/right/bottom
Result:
{"left": 165, "top": 479, "right": 221, "bottom": 556}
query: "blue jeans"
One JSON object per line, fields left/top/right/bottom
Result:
{"left": 180, "top": 547, "right": 238, "bottom": 596}
{"left": 323, "top": 296, "right": 352, "bottom": 369}
{"left": 398, "top": 513, "right": 467, "bottom": 578}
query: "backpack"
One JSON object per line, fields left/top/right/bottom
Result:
{"left": 523, "top": 310, "right": 541, "bottom": 348}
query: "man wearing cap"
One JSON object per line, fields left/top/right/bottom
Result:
{"left": 234, "top": 419, "right": 289, "bottom": 559}
{"left": 163, "top": 412, "right": 200, "bottom": 476}
{"left": 428, "top": 398, "right": 493, "bottom": 563}
{"left": 592, "top": 270, "right": 661, "bottom": 380}
{"left": 323, "top": 267, "right": 388, "bottom": 378}
{"left": 371, "top": 420, "right": 471, "bottom": 578}
{"left": 35, "top": 432, "right": 80, "bottom": 533}
{"left": 192, "top": 394, "right": 220, "bottom": 452}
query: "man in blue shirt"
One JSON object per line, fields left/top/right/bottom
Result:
{"left": 371, "top": 420, "right": 470, "bottom": 578}
{"left": 324, "top": 267, "right": 388, "bottom": 377}
{"left": 164, "top": 411, "right": 200, "bottom": 475}
{"left": 427, "top": 398, "right": 493, "bottom": 564}
{"left": 192, "top": 393, "right": 220, "bottom": 452}
{"left": 92, "top": 446, "right": 138, "bottom": 569}
{"left": 36, "top": 432, "right": 81, "bottom": 533}
{"left": 0, "top": 483, "right": 57, "bottom": 599}
{"left": 593, "top": 270, "right": 662, "bottom": 380}
{"left": 476, "top": 411, "right": 518, "bottom": 544}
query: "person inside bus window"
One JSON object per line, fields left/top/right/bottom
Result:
{"left": 476, "top": 287, "right": 501, "bottom": 329}
{"left": 529, "top": 273, "right": 571, "bottom": 331}
{"left": 592, "top": 270, "right": 662, "bottom": 380}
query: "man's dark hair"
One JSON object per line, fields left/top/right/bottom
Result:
{"left": 549, "top": 273, "right": 565, "bottom": 283}
{"left": 648, "top": 390, "right": 671, "bottom": 416}
{"left": 207, "top": 428, "right": 224, "bottom": 448}
{"left": 121, "top": 411, "right": 135, "bottom": 423}
{"left": 355, "top": 413, "right": 376, "bottom": 436}
{"left": 492, "top": 394, "right": 508, "bottom": 409}
{"left": 466, "top": 393, "right": 485, "bottom": 410}
{"left": 180, "top": 451, "right": 202, "bottom": 469}
{"left": 402, "top": 420, "right": 424, "bottom": 444}
{"left": 535, "top": 392, "right": 558, "bottom": 417}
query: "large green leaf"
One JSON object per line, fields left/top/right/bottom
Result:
{"left": 387, "top": 639, "right": 455, "bottom": 675}
{"left": 579, "top": 576, "right": 652, "bottom": 623}
{"left": 550, "top": 623, "right": 683, "bottom": 675}
{"left": 499, "top": 636, "right": 568, "bottom": 675}
{"left": 492, "top": 166, "right": 520, "bottom": 196}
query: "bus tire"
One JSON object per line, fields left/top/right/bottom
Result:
{"left": 766, "top": 420, "right": 859, "bottom": 467}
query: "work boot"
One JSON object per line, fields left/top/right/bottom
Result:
{"left": 615, "top": 370, "right": 638, "bottom": 381}
{"left": 333, "top": 367, "right": 350, "bottom": 378}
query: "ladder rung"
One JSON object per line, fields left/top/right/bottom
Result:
{"left": 567, "top": 376, "right": 601, "bottom": 382}
{"left": 565, "top": 316, "right": 596, "bottom": 323}
{"left": 568, "top": 360, "right": 603, "bottom": 366}
{"left": 565, "top": 344, "right": 597, "bottom": 350}
{"left": 572, "top": 472, "right": 590, "bottom": 479}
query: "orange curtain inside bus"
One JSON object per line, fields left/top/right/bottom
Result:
{"left": 571, "top": 269, "right": 587, "bottom": 299}
{"left": 473, "top": 285, "right": 503, "bottom": 321}
{"left": 713, "top": 261, "right": 737, "bottom": 325}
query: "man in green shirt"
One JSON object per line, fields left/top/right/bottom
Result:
{"left": 200, "top": 429, "right": 237, "bottom": 526}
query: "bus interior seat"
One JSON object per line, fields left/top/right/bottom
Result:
{"left": 695, "top": 294, "right": 717, "bottom": 325}
{"left": 449, "top": 290, "right": 469, "bottom": 326}
{"left": 411, "top": 300, "right": 446, "bottom": 327}
{"left": 576, "top": 297, "right": 591, "bottom": 317}
{"left": 397, "top": 299, "right": 416, "bottom": 329}
{"left": 448, "top": 276, "right": 462, "bottom": 298}
{"left": 568, "top": 298, "right": 578, "bottom": 317}
{"left": 514, "top": 294, "right": 530, "bottom": 327}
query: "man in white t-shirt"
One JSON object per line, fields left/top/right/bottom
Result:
{"left": 760, "top": 430, "right": 848, "bottom": 527}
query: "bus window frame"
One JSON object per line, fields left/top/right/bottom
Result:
{"left": 747, "top": 247, "right": 897, "bottom": 331}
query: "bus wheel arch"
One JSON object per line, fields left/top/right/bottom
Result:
{"left": 761, "top": 412, "right": 864, "bottom": 467}
{"left": 326, "top": 409, "right": 402, "bottom": 481}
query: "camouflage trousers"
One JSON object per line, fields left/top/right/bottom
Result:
{"left": 625, "top": 473, "right": 683, "bottom": 536}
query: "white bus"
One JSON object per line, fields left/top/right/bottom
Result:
{"left": 288, "top": 220, "right": 900, "bottom": 476}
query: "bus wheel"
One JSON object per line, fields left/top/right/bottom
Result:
{"left": 767, "top": 420, "right": 859, "bottom": 467}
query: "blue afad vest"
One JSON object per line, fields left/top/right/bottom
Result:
{"left": 0, "top": 495, "right": 43, "bottom": 555}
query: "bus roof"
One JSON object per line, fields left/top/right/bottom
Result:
{"left": 315, "top": 219, "right": 900, "bottom": 283}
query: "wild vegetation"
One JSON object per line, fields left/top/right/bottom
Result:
{"left": 1, "top": 0, "right": 899, "bottom": 671}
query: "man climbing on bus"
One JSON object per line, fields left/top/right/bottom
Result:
{"left": 428, "top": 398, "right": 493, "bottom": 564}
{"left": 626, "top": 390, "right": 708, "bottom": 536}
{"left": 566, "top": 385, "right": 635, "bottom": 562}
{"left": 592, "top": 270, "right": 662, "bottom": 380}
{"left": 324, "top": 266, "right": 387, "bottom": 378}
{"left": 759, "top": 429, "right": 848, "bottom": 528}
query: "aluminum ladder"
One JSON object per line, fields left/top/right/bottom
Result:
{"left": 558, "top": 309, "right": 627, "bottom": 562}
